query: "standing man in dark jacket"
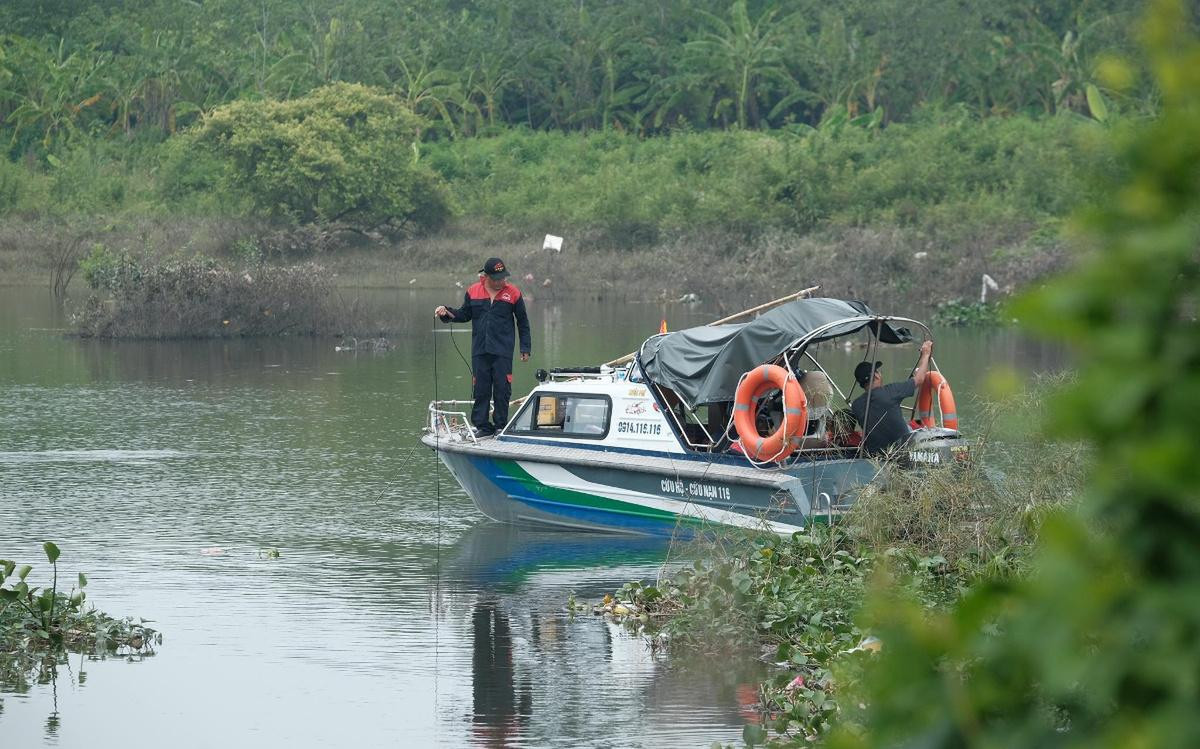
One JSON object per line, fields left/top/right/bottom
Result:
{"left": 435, "top": 258, "right": 532, "bottom": 436}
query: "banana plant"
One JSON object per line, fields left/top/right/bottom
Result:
{"left": 797, "top": 10, "right": 887, "bottom": 124}
{"left": 644, "top": 68, "right": 715, "bottom": 131}
{"left": 388, "top": 53, "right": 460, "bottom": 139}
{"left": 684, "top": 0, "right": 805, "bottom": 129}
{"left": 298, "top": 14, "right": 365, "bottom": 87}
{"left": 459, "top": 52, "right": 515, "bottom": 135}
{"left": 3, "top": 36, "right": 110, "bottom": 149}
{"left": 105, "top": 27, "right": 202, "bottom": 135}
{"left": 1026, "top": 10, "right": 1132, "bottom": 117}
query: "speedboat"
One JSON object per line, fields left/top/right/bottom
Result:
{"left": 422, "top": 297, "right": 968, "bottom": 536}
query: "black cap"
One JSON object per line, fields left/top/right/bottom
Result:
{"left": 479, "top": 257, "right": 510, "bottom": 279}
{"left": 854, "top": 360, "right": 882, "bottom": 387}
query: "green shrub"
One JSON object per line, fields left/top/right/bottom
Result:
{"left": 0, "top": 156, "right": 52, "bottom": 216}
{"left": 189, "top": 82, "right": 454, "bottom": 232}
{"left": 0, "top": 158, "right": 24, "bottom": 213}
{"left": 155, "top": 135, "right": 240, "bottom": 214}
{"left": 79, "top": 242, "right": 139, "bottom": 291}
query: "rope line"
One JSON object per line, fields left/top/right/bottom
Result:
{"left": 447, "top": 323, "right": 473, "bottom": 378}
{"left": 432, "top": 320, "right": 442, "bottom": 743}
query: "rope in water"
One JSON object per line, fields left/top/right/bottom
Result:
{"left": 432, "top": 319, "right": 442, "bottom": 742}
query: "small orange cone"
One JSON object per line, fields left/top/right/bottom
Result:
{"left": 659, "top": 319, "right": 668, "bottom": 334}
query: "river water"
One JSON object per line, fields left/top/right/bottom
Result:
{"left": 0, "top": 285, "right": 1064, "bottom": 748}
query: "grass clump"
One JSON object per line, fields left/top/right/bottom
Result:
{"left": 929, "top": 299, "right": 1009, "bottom": 327}
{"left": 849, "top": 448, "right": 1089, "bottom": 570}
{"left": 73, "top": 247, "right": 338, "bottom": 339}
{"left": 1, "top": 543, "right": 160, "bottom": 692}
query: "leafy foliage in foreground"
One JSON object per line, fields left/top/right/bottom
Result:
{"left": 833, "top": 3, "right": 1200, "bottom": 747}
{"left": 1, "top": 543, "right": 159, "bottom": 691}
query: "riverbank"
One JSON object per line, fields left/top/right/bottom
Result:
{"left": 0, "top": 217, "right": 1069, "bottom": 312}
{"left": 1, "top": 115, "right": 1100, "bottom": 309}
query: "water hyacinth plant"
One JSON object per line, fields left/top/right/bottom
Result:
{"left": 1, "top": 543, "right": 159, "bottom": 690}
{"left": 600, "top": 392, "right": 1089, "bottom": 744}
{"left": 604, "top": 527, "right": 960, "bottom": 741}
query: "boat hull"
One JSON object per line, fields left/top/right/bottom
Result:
{"left": 424, "top": 435, "right": 881, "bottom": 537}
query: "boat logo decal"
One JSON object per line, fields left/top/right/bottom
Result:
{"left": 624, "top": 401, "right": 647, "bottom": 415}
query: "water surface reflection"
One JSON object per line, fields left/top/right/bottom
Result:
{"left": 0, "top": 287, "right": 1064, "bottom": 747}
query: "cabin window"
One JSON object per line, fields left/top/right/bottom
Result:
{"left": 508, "top": 393, "right": 611, "bottom": 439}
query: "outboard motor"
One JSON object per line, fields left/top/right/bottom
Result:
{"left": 907, "top": 427, "right": 970, "bottom": 467}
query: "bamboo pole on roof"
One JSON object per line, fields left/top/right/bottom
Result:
{"left": 602, "top": 285, "right": 820, "bottom": 368}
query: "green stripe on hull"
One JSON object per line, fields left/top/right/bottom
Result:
{"left": 493, "top": 459, "right": 700, "bottom": 526}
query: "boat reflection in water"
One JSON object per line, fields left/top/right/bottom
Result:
{"left": 471, "top": 599, "right": 532, "bottom": 746}
{"left": 448, "top": 521, "right": 674, "bottom": 593}
{"left": 448, "top": 522, "right": 761, "bottom": 748}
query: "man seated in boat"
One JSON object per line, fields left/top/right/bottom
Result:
{"left": 849, "top": 339, "right": 933, "bottom": 456}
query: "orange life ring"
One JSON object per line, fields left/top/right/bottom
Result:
{"left": 733, "top": 365, "right": 808, "bottom": 461}
{"left": 916, "top": 371, "right": 958, "bottom": 430}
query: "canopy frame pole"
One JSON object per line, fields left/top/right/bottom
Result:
{"left": 856, "top": 323, "right": 885, "bottom": 459}
{"left": 704, "top": 285, "right": 821, "bottom": 327}
{"left": 801, "top": 350, "right": 849, "bottom": 406}
{"left": 782, "top": 316, "right": 933, "bottom": 408}
{"left": 687, "top": 404, "right": 720, "bottom": 449}
{"left": 782, "top": 315, "right": 932, "bottom": 360}
{"left": 649, "top": 381, "right": 718, "bottom": 451}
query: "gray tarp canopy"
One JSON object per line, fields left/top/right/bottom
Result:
{"left": 637, "top": 298, "right": 912, "bottom": 408}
